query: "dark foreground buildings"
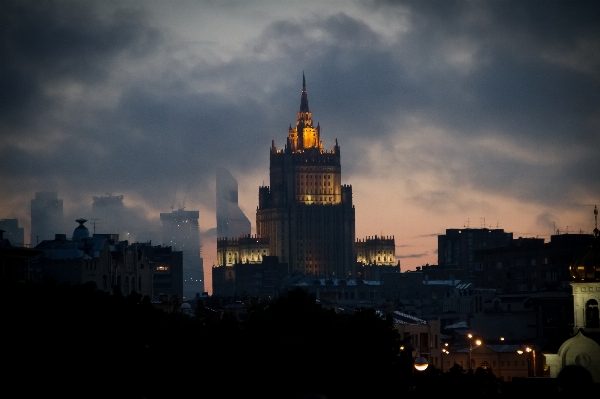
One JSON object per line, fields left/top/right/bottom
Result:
{"left": 27, "top": 219, "right": 183, "bottom": 304}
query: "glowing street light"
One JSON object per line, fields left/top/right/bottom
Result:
{"left": 468, "top": 333, "right": 482, "bottom": 370}
{"left": 517, "top": 346, "right": 536, "bottom": 377}
{"left": 414, "top": 356, "right": 429, "bottom": 371}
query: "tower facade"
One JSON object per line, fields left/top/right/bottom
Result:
{"left": 256, "top": 75, "right": 356, "bottom": 277}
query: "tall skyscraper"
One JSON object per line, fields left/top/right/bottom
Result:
{"left": 30, "top": 191, "right": 63, "bottom": 246}
{"left": 216, "top": 168, "right": 251, "bottom": 239}
{"left": 160, "top": 207, "right": 204, "bottom": 296}
{"left": 91, "top": 193, "right": 126, "bottom": 236}
{"left": 256, "top": 75, "right": 356, "bottom": 277}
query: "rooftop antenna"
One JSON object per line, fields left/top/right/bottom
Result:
{"left": 90, "top": 219, "right": 102, "bottom": 234}
{"left": 594, "top": 205, "right": 599, "bottom": 238}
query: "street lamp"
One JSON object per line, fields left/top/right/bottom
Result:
{"left": 414, "top": 356, "right": 429, "bottom": 371}
{"left": 468, "top": 333, "right": 482, "bottom": 370}
{"left": 526, "top": 347, "right": 536, "bottom": 377}
{"left": 517, "top": 346, "right": 536, "bottom": 377}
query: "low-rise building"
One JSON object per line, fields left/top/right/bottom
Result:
{"left": 212, "top": 255, "right": 288, "bottom": 299}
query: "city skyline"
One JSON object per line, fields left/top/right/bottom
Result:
{"left": 1, "top": 1, "right": 599, "bottom": 277}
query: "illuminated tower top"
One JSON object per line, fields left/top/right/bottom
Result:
{"left": 287, "top": 73, "right": 323, "bottom": 152}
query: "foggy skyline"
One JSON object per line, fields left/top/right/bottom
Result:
{"left": 1, "top": 1, "right": 599, "bottom": 275}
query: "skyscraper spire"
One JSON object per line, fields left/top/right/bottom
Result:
{"left": 300, "top": 72, "right": 309, "bottom": 112}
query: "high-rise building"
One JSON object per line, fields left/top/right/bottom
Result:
{"left": 30, "top": 191, "right": 63, "bottom": 247}
{"left": 256, "top": 75, "right": 356, "bottom": 277}
{"left": 91, "top": 193, "right": 126, "bottom": 236}
{"left": 160, "top": 208, "right": 204, "bottom": 296}
{"left": 216, "top": 168, "right": 251, "bottom": 239}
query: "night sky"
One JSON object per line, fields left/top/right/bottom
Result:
{"left": 1, "top": 0, "right": 599, "bottom": 286}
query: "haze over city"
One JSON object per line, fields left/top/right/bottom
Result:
{"left": 1, "top": 0, "right": 599, "bottom": 294}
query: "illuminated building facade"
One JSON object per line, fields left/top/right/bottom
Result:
{"left": 217, "top": 235, "right": 269, "bottom": 266}
{"left": 356, "top": 235, "right": 400, "bottom": 279}
{"left": 256, "top": 75, "right": 356, "bottom": 278}
{"left": 356, "top": 235, "right": 397, "bottom": 266}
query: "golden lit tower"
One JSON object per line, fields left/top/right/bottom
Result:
{"left": 256, "top": 74, "right": 356, "bottom": 277}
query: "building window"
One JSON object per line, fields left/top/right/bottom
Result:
{"left": 586, "top": 299, "right": 599, "bottom": 328}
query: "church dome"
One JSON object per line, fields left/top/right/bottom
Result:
{"left": 72, "top": 218, "right": 90, "bottom": 241}
{"left": 569, "top": 206, "right": 600, "bottom": 281}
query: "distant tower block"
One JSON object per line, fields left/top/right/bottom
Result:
{"left": 216, "top": 168, "right": 251, "bottom": 239}
{"left": 91, "top": 193, "right": 126, "bottom": 237}
{"left": 160, "top": 207, "right": 204, "bottom": 296}
{"left": 31, "top": 191, "right": 64, "bottom": 246}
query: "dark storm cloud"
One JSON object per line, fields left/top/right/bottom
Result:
{"left": 0, "top": 0, "right": 160, "bottom": 128}
{"left": 2, "top": 0, "right": 599, "bottom": 241}
{"left": 0, "top": 0, "right": 272, "bottom": 217}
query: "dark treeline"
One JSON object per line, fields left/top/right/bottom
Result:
{"left": 4, "top": 281, "right": 541, "bottom": 399}
{"left": 3, "top": 280, "right": 404, "bottom": 398}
